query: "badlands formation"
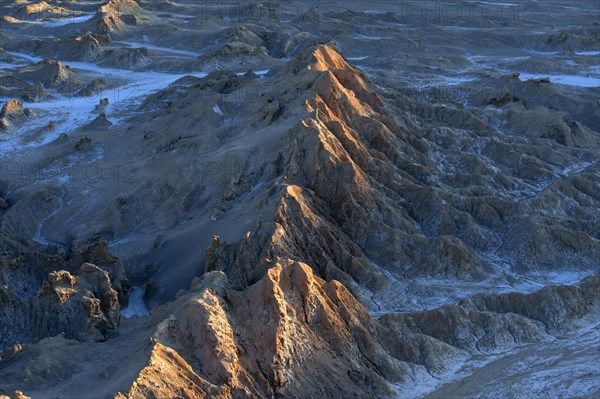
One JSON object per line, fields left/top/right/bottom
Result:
{"left": 0, "top": 0, "right": 599, "bottom": 398}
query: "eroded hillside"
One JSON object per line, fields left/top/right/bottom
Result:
{"left": 1, "top": 1, "right": 599, "bottom": 398}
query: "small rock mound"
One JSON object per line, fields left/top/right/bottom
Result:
{"left": 0, "top": 100, "right": 26, "bottom": 118}
{"left": 13, "top": 1, "right": 79, "bottom": 22}
{"left": 0, "top": 262, "right": 122, "bottom": 349}
{"left": 19, "top": 59, "right": 73, "bottom": 85}
{"left": 199, "top": 25, "right": 270, "bottom": 66}
{"left": 0, "top": 100, "right": 32, "bottom": 132}
{"left": 0, "top": 59, "right": 79, "bottom": 102}
{"left": 83, "top": 112, "right": 112, "bottom": 129}
{"left": 0, "top": 391, "right": 31, "bottom": 399}
{"left": 17, "top": 33, "right": 105, "bottom": 62}
{"left": 100, "top": 0, "right": 142, "bottom": 14}
{"left": 95, "top": 97, "right": 109, "bottom": 112}
{"left": 68, "top": 241, "right": 130, "bottom": 305}
{"left": 93, "top": 0, "right": 148, "bottom": 34}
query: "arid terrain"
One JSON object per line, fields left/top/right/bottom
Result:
{"left": 0, "top": 0, "right": 599, "bottom": 398}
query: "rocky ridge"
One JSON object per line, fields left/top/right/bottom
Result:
{"left": 113, "top": 261, "right": 598, "bottom": 398}
{"left": 0, "top": 1, "right": 599, "bottom": 397}
{"left": 0, "top": 100, "right": 33, "bottom": 132}
{"left": 0, "top": 242, "right": 129, "bottom": 351}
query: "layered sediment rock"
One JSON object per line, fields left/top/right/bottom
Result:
{"left": 11, "top": 32, "right": 106, "bottom": 63}
{"left": 116, "top": 260, "right": 599, "bottom": 399}
{"left": 0, "top": 100, "right": 33, "bottom": 132}
{"left": 0, "top": 30, "right": 598, "bottom": 398}
{"left": 206, "top": 44, "right": 599, "bottom": 296}
{"left": 0, "top": 263, "right": 121, "bottom": 350}
{"left": 205, "top": 45, "right": 492, "bottom": 296}
{"left": 122, "top": 261, "right": 396, "bottom": 398}
{"left": 0, "top": 391, "right": 31, "bottom": 399}
{"left": 92, "top": 0, "right": 149, "bottom": 34}
{"left": 12, "top": 1, "right": 79, "bottom": 23}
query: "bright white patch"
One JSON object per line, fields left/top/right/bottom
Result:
{"left": 467, "top": 55, "right": 530, "bottom": 63}
{"left": 235, "top": 69, "right": 270, "bottom": 77}
{"left": 113, "top": 41, "right": 201, "bottom": 57}
{"left": 520, "top": 73, "right": 600, "bottom": 88}
{"left": 121, "top": 286, "right": 149, "bottom": 318}
{"left": 212, "top": 104, "right": 224, "bottom": 116}
{"left": 1, "top": 51, "right": 208, "bottom": 153}
{"left": 57, "top": 175, "right": 70, "bottom": 184}
{"left": 436, "top": 76, "right": 479, "bottom": 86}
{"left": 575, "top": 51, "right": 600, "bottom": 56}
{"left": 40, "top": 14, "right": 94, "bottom": 27}
{"left": 352, "top": 34, "right": 391, "bottom": 40}
{"left": 524, "top": 50, "right": 559, "bottom": 56}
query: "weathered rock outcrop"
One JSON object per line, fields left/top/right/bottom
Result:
{"left": 181, "top": 260, "right": 397, "bottom": 398}
{"left": 12, "top": 1, "right": 78, "bottom": 22}
{"left": 18, "top": 59, "right": 73, "bottom": 85}
{"left": 205, "top": 44, "right": 599, "bottom": 302}
{"left": 13, "top": 33, "right": 106, "bottom": 63}
{"left": 91, "top": 0, "right": 149, "bottom": 34}
{"left": 468, "top": 274, "right": 600, "bottom": 334}
{"left": 121, "top": 261, "right": 410, "bottom": 398}
{"left": 0, "top": 391, "right": 31, "bottom": 399}
{"left": 116, "top": 259, "right": 600, "bottom": 399}
{"left": 0, "top": 100, "right": 33, "bottom": 132}
{"left": 68, "top": 241, "right": 131, "bottom": 305}
{"left": 205, "top": 45, "right": 492, "bottom": 296}
{"left": 0, "top": 184, "right": 129, "bottom": 349}
{"left": 0, "top": 263, "right": 121, "bottom": 350}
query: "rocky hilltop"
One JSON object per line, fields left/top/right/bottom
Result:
{"left": 0, "top": 1, "right": 599, "bottom": 398}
